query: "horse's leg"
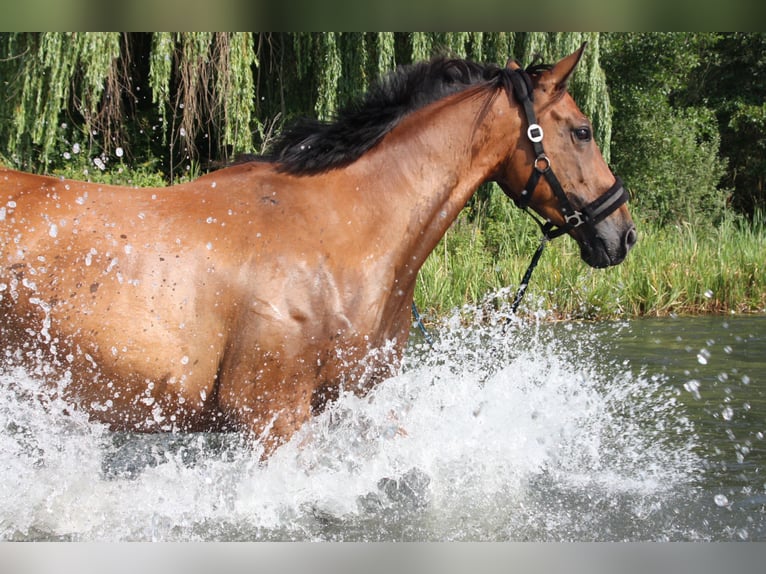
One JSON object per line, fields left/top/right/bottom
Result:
{"left": 215, "top": 357, "right": 318, "bottom": 457}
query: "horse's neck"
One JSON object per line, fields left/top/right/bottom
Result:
{"left": 356, "top": 88, "right": 517, "bottom": 272}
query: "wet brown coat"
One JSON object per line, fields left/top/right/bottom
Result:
{"left": 0, "top": 48, "right": 635, "bottom": 455}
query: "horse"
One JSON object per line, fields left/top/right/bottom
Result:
{"left": 0, "top": 44, "right": 636, "bottom": 457}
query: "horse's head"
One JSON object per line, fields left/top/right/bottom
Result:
{"left": 496, "top": 44, "right": 637, "bottom": 268}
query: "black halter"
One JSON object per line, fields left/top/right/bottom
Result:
{"left": 505, "top": 66, "right": 629, "bottom": 314}
{"left": 506, "top": 67, "right": 629, "bottom": 243}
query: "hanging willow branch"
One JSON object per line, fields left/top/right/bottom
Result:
{"left": 0, "top": 33, "right": 611, "bottom": 178}
{"left": 0, "top": 32, "right": 258, "bottom": 173}
{"left": 314, "top": 32, "right": 342, "bottom": 120}
{"left": 1, "top": 32, "right": 124, "bottom": 167}
{"left": 154, "top": 32, "right": 258, "bottom": 170}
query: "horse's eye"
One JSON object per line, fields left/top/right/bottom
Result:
{"left": 573, "top": 127, "right": 592, "bottom": 142}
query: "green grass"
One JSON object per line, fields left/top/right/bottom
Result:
{"left": 416, "top": 203, "right": 766, "bottom": 320}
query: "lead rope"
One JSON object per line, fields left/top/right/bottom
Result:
{"left": 509, "top": 233, "right": 548, "bottom": 314}
{"left": 411, "top": 300, "right": 434, "bottom": 348}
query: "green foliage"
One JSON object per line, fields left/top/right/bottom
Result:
{"left": 602, "top": 33, "right": 729, "bottom": 226}
{"left": 0, "top": 32, "right": 257, "bottom": 179}
{"left": 686, "top": 33, "right": 766, "bottom": 217}
{"left": 51, "top": 158, "right": 170, "bottom": 188}
{"left": 416, "top": 208, "right": 766, "bottom": 319}
{"left": 609, "top": 90, "right": 727, "bottom": 226}
{"left": 0, "top": 33, "right": 123, "bottom": 168}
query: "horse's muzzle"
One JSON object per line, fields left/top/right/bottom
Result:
{"left": 581, "top": 224, "right": 638, "bottom": 268}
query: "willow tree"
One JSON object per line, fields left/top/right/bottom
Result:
{"left": 0, "top": 33, "right": 124, "bottom": 169}
{"left": 0, "top": 33, "right": 612, "bottom": 179}
{"left": 148, "top": 32, "right": 257, "bottom": 173}
{"left": 0, "top": 32, "right": 257, "bottom": 176}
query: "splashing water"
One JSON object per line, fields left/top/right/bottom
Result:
{"left": 0, "top": 302, "right": 707, "bottom": 541}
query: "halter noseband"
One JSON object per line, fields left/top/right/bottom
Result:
{"left": 506, "top": 67, "right": 629, "bottom": 242}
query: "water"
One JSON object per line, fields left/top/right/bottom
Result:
{"left": 1, "top": 304, "right": 764, "bottom": 541}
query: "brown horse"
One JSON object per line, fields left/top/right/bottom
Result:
{"left": 0, "top": 45, "right": 636, "bottom": 456}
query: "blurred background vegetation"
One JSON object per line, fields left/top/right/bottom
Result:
{"left": 0, "top": 32, "right": 763, "bottom": 316}
{"left": 2, "top": 32, "right": 764, "bottom": 220}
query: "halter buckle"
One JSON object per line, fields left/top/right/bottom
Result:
{"left": 527, "top": 123, "right": 544, "bottom": 143}
{"left": 534, "top": 154, "right": 550, "bottom": 173}
{"left": 565, "top": 211, "right": 585, "bottom": 228}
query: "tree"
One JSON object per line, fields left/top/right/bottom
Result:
{"left": 601, "top": 33, "right": 729, "bottom": 225}
{"left": 0, "top": 33, "right": 613, "bottom": 184}
{"left": 684, "top": 32, "right": 766, "bottom": 218}
{"left": 0, "top": 33, "right": 257, "bottom": 177}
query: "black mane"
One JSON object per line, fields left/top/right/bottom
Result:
{"left": 255, "top": 57, "right": 507, "bottom": 175}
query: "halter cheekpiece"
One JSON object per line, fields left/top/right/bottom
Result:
{"left": 506, "top": 65, "right": 629, "bottom": 242}
{"left": 505, "top": 65, "right": 630, "bottom": 314}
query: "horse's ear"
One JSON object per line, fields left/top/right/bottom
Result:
{"left": 543, "top": 42, "right": 586, "bottom": 92}
{"left": 506, "top": 58, "right": 522, "bottom": 71}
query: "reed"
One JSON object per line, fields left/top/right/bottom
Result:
{"left": 416, "top": 206, "right": 766, "bottom": 320}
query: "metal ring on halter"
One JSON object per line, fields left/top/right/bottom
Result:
{"left": 534, "top": 154, "right": 551, "bottom": 173}
{"left": 565, "top": 211, "right": 585, "bottom": 228}
{"left": 527, "top": 123, "right": 544, "bottom": 142}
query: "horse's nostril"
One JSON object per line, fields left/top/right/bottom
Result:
{"left": 624, "top": 226, "right": 638, "bottom": 251}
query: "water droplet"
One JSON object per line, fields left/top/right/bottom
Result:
{"left": 696, "top": 348, "right": 710, "bottom": 365}
{"left": 683, "top": 379, "right": 701, "bottom": 400}
{"left": 180, "top": 355, "right": 189, "bottom": 365}
{"left": 714, "top": 493, "right": 729, "bottom": 507}
{"left": 737, "top": 528, "right": 749, "bottom": 540}
{"left": 115, "top": 147, "right": 124, "bottom": 158}
{"left": 48, "top": 224, "right": 58, "bottom": 238}
{"left": 704, "top": 289, "right": 714, "bottom": 299}
{"left": 722, "top": 406, "right": 734, "bottom": 421}
{"left": 72, "top": 143, "right": 81, "bottom": 154}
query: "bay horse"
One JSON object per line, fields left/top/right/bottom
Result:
{"left": 0, "top": 45, "right": 636, "bottom": 457}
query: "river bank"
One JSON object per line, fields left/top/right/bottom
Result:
{"left": 415, "top": 207, "right": 766, "bottom": 321}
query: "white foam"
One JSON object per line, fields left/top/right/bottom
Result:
{"left": 0, "top": 303, "right": 701, "bottom": 541}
